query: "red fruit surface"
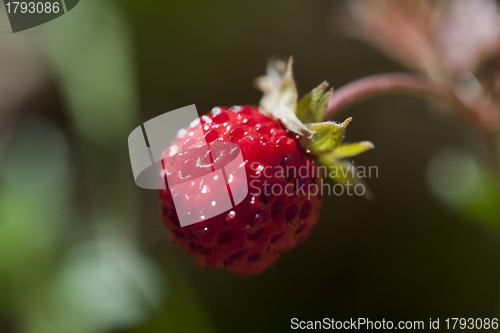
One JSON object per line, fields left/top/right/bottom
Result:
{"left": 158, "top": 106, "right": 323, "bottom": 276}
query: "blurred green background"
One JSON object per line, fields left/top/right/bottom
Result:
{"left": 1, "top": 1, "right": 500, "bottom": 332}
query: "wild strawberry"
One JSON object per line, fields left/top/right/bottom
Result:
{"left": 158, "top": 58, "right": 373, "bottom": 276}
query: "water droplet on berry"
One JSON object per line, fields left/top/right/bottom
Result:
{"left": 190, "top": 118, "right": 200, "bottom": 128}
{"left": 253, "top": 164, "right": 264, "bottom": 175}
{"left": 243, "top": 118, "right": 256, "bottom": 127}
{"left": 194, "top": 225, "right": 212, "bottom": 234}
{"left": 249, "top": 196, "right": 261, "bottom": 208}
{"left": 176, "top": 128, "right": 187, "bottom": 139}
{"left": 229, "top": 106, "right": 243, "bottom": 113}
{"left": 211, "top": 107, "right": 222, "bottom": 116}
{"left": 167, "top": 145, "right": 178, "bottom": 157}
{"left": 201, "top": 115, "right": 212, "bottom": 123}
{"left": 226, "top": 210, "right": 237, "bottom": 223}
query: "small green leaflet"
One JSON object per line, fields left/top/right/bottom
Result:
{"left": 300, "top": 118, "right": 352, "bottom": 155}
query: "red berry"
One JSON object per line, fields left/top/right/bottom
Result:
{"left": 158, "top": 106, "right": 322, "bottom": 276}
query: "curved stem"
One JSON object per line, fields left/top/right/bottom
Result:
{"left": 324, "top": 73, "right": 498, "bottom": 132}
{"left": 324, "top": 73, "right": 500, "bottom": 170}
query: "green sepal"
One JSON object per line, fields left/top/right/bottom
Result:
{"left": 273, "top": 57, "right": 298, "bottom": 113}
{"left": 296, "top": 81, "right": 333, "bottom": 124}
{"left": 255, "top": 57, "right": 315, "bottom": 138}
{"left": 317, "top": 157, "right": 373, "bottom": 200}
{"left": 300, "top": 118, "right": 352, "bottom": 154}
{"left": 329, "top": 141, "right": 374, "bottom": 159}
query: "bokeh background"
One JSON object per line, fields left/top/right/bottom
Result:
{"left": 1, "top": 1, "right": 500, "bottom": 332}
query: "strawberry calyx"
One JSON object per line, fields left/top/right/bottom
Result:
{"left": 255, "top": 57, "right": 374, "bottom": 194}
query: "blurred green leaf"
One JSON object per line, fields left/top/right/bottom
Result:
{"left": 427, "top": 148, "right": 500, "bottom": 230}
{"left": 0, "top": 115, "right": 70, "bottom": 309}
{"left": 329, "top": 141, "right": 374, "bottom": 159}
{"left": 131, "top": 269, "right": 216, "bottom": 333}
{"left": 35, "top": 0, "right": 139, "bottom": 146}
{"left": 39, "top": 227, "right": 165, "bottom": 333}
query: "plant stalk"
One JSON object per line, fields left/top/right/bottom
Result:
{"left": 323, "top": 73, "right": 500, "bottom": 170}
